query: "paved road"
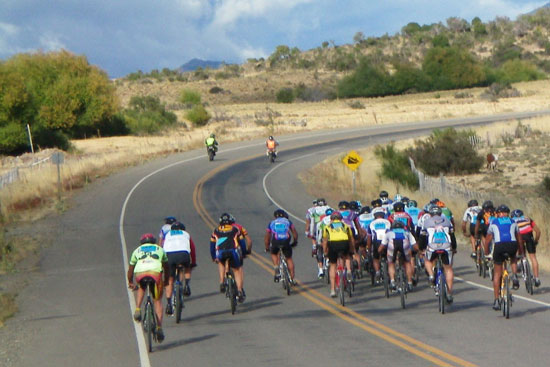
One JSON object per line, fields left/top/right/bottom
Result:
{"left": 2, "top": 111, "right": 550, "bottom": 367}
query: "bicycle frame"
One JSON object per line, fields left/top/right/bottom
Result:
{"left": 173, "top": 265, "right": 184, "bottom": 323}
{"left": 141, "top": 277, "right": 159, "bottom": 352}
{"left": 500, "top": 256, "right": 513, "bottom": 319}
{"left": 433, "top": 251, "right": 447, "bottom": 314}
{"left": 279, "top": 251, "right": 292, "bottom": 295}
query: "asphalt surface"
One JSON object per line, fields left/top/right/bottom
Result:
{"left": 2, "top": 111, "right": 550, "bottom": 367}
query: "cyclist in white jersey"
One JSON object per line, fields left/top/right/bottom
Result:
{"left": 461, "top": 199, "right": 482, "bottom": 259}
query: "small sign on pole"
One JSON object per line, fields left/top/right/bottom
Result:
{"left": 51, "top": 152, "right": 64, "bottom": 201}
{"left": 342, "top": 151, "right": 363, "bottom": 196}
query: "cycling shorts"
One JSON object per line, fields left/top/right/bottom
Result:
{"left": 270, "top": 238, "right": 292, "bottom": 258}
{"left": 417, "top": 234, "right": 428, "bottom": 251}
{"left": 371, "top": 239, "right": 383, "bottom": 260}
{"left": 327, "top": 241, "right": 350, "bottom": 264}
{"left": 387, "top": 241, "right": 411, "bottom": 264}
{"left": 469, "top": 223, "right": 478, "bottom": 237}
{"left": 217, "top": 248, "right": 242, "bottom": 269}
{"left": 426, "top": 248, "right": 452, "bottom": 265}
{"left": 136, "top": 272, "right": 163, "bottom": 300}
{"left": 521, "top": 233, "right": 537, "bottom": 254}
{"left": 166, "top": 251, "right": 191, "bottom": 278}
{"left": 493, "top": 242, "right": 518, "bottom": 265}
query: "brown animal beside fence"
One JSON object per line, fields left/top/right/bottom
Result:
{"left": 487, "top": 153, "right": 498, "bottom": 171}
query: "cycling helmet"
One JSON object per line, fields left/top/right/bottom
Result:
{"left": 219, "top": 212, "right": 232, "bottom": 224}
{"left": 435, "top": 200, "right": 446, "bottom": 208}
{"left": 268, "top": 136, "right": 274, "bottom": 140}
{"left": 401, "top": 196, "right": 410, "bottom": 204}
{"left": 482, "top": 200, "right": 494, "bottom": 210}
{"left": 227, "top": 213, "right": 236, "bottom": 224}
{"left": 408, "top": 200, "right": 417, "bottom": 208}
{"left": 330, "top": 211, "right": 343, "bottom": 220}
{"left": 467, "top": 199, "right": 478, "bottom": 207}
{"left": 359, "top": 206, "right": 371, "bottom": 214}
{"left": 338, "top": 201, "right": 349, "bottom": 210}
{"left": 393, "top": 202, "right": 404, "bottom": 212}
{"left": 350, "top": 201, "right": 360, "bottom": 211}
{"left": 430, "top": 198, "right": 440, "bottom": 204}
{"left": 325, "top": 208, "right": 334, "bottom": 216}
{"left": 511, "top": 209, "right": 524, "bottom": 218}
{"left": 496, "top": 204, "right": 510, "bottom": 214}
{"left": 379, "top": 190, "right": 389, "bottom": 198}
{"left": 312, "top": 199, "right": 318, "bottom": 206}
{"left": 274, "top": 209, "right": 287, "bottom": 218}
{"left": 317, "top": 198, "right": 327, "bottom": 206}
{"left": 391, "top": 220, "right": 405, "bottom": 229}
{"left": 371, "top": 199, "right": 382, "bottom": 208}
{"left": 372, "top": 207, "right": 385, "bottom": 218}
{"left": 164, "top": 216, "right": 177, "bottom": 224}
{"left": 140, "top": 233, "right": 156, "bottom": 245}
{"left": 394, "top": 194, "right": 402, "bottom": 202}
{"left": 171, "top": 221, "right": 186, "bottom": 230}
{"left": 429, "top": 206, "right": 442, "bottom": 216}
{"left": 210, "top": 133, "right": 215, "bottom": 138}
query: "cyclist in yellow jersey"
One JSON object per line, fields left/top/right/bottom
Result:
{"left": 128, "top": 233, "right": 169, "bottom": 342}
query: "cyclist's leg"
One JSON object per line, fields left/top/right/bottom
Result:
{"left": 492, "top": 245, "right": 506, "bottom": 300}
{"left": 327, "top": 245, "right": 338, "bottom": 293}
{"left": 283, "top": 244, "right": 295, "bottom": 279}
{"left": 403, "top": 249, "right": 414, "bottom": 283}
{"left": 387, "top": 245, "right": 396, "bottom": 282}
{"left": 230, "top": 250, "right": 244, "bottom": 291}
{"left": 154, "top": 280, "right": 164, "bottom": 327}
{"left": 525, "top": 236, "right": 540, "bottom": 279}
{"left": 442, "top": 251, "right": 454, "bottom": 294}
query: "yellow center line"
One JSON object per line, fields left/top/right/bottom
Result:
{"left": 192, "top": 154, "right": 477, "bottom": 367}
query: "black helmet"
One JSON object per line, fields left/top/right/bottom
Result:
{"left": 210, "top": 133, "right": 215, "bottom": 138}
{"left": 468, "top": 199, "right": 479, "bottom": 207}
{"left": 401, "top": 196, "right": 410, "bottom": 204}
{"left": 379, "top": 190, "right": 389, "bottom": 198}
{"left": 140, "top": 233, "right": 156, "bottom": 245}
{"left": 371, "top": 199, "right": 382, "bottom": 208}
{"left": 330, "top": 211, "right": 343, "bottom": 220}
{"left": 393, "top": 202, "right": 404, "bottom": 212}
{"left": 391, "top": 220, "right": 405, "bottom": 229}
{"left": 317, "top": 198, "right": 327, "bottom": 206}
{"left": 268, "top": 135, "right": 274, "bottom": 140}
{"left": 227, "top": 213, "right": 236, "bottom": 224}
{"left": 408, "top": 200, "right": 417, "bottom": 208}
{"left": 350, "top": 201, "right": 360, "bottom": 210}
{"left": 511, "top": 209, "right": 524, "bottom": 218}
{"left": 430, "top": 198, "right": 440, "bottom": 204}
{"left": 359, "top": 206, "right": 371, "bottom": 214}
{"left": 429, "top": 206, "right": 442, "bottom": 216}
{"left": 482, "top": 200, "right": 494, "bottom": 210}
{"left": 338, "top": 201, "right": 349, "bottom": 209}
{"left": 171, "top": 221, "right": 186, "bottom": 230}
{"left": 496, "top": 205, "right": 510, "bottom": 214}
{"left": 312, "top": 199, "right": 318, "bottom": 205}
{"left": 219, "top": 212, "right": 232, "bottom": 225}
{"left": 274, "top": 209, "right": 287, "bottom": 218}
{"left": 165, "top": 216, "right": 177, "bottom": 224}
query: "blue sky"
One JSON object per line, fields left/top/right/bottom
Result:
{"left": 0, "top": 0, "right": 546, "bottom": 78}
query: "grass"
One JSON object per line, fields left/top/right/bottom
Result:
{"left": 0, "top": 293, "right": 17, "bottom": 327}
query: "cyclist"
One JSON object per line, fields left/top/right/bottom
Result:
{"left": 379, "top": 190, "right": 393, "bottom": 213}
{"left": 511, "top": 209, "right": 542, "bottom": 287}
{"left": 422, "top": 205, "right": 456, "bottom": 304}
{"left": 322, "top": 211, "right": 355, "bottom": 297}
{"left": 205, "top": 133, "right": 218, "bottom": 154}
{"left": 158, "top": 216, "right": 177, "bottom": 246}
{"left": 162, "top": 221, "right": 196, "bottom": 315}
{"left": 228, "top": 213, "right": 252, "bottom": 298}
{"left": 388, "top": 201, "right": 413, "bottom": 230}
{"left": 265, "top": 209, "right": 299, "bottom": 283}
{"left": 127, "top": 233, "right": 169, "bottom": 342}
{"left": 484, "top": 205, "right": 522, "bottom": 310}
{"left": 210, "top": 213, "right": 245, "bottom": 302}
{"left": 367, "top": 207, "right": 392, "bottom": 283}
{"left": 315, "top": 207, "right": 335, "bottom": 278}
{"left": 474, "top": 200, "right": 496, "bottom": 246}
{"left": 379, "top": 221, "right": 417, "bottom": 292}
{"left": 350, "top": 200, "right": 362, "bottom": 215}
{"left": 356, "top": 206, "right": 374, "bottom": 261}
{"left": 461, "top": 199, "right": 482, "bottom": 259}
{"left": 310, "top": 198, "right": 330, "bottom": 258}
{"left": 266, "top": 135, "right": 279, "bottom": 157}
{"left": 305, "top": 199, "right": 318, "bottom": 252}
{"left": 405, "top": 200, "right": 421, "bottom": 231}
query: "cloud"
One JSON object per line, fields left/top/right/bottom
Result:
{"left": 39, "top": 33, "right": 66, "bottom": 52}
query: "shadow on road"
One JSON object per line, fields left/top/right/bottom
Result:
{"left": 155, "top": 333, "right": 218, "bottom": 351}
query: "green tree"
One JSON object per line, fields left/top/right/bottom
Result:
{"left": 337, "top": 59, "right": 391, "bottom": 98}
{"left": 472, "top": 17, "right": 488, "bottom": 37}
{"left": 401, "top": 22, "right": 422, "bottom": 37}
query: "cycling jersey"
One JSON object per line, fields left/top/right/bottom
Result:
{"left": 163, "top": 229, "right": 191, "bottom": 253}
{"left": 462, "top": 206, "right": 481, "bottom": 225}
{"left": 339, "top": 209, "right": 358, "bottom": 236}
{"left": 129, "top": 244, "right": 168, "bottom": 274}
{"left": 487, "top": 217, "right": 518, "bottom": 244}
{"left": 367, "top": 218, "right": 391, "bottom": 242}
{"left": 205, "top": 137, "right": 217, "bottom": 146}
{"left": 210, "top": 224, "right": 242, "bottom": 260}
{"left": 357, "top": 212, "right": 374, "bottom": 240}
{"left": 266, "top": 140, "right": 277, "bottom": 150}
{"left": 267, "top": 217, "right": 295, "bottom": 241}
{"left": 388, "top": 212, "right": 414, "bottom": 231}
{"left": 423, "top": 216, "right": 453, "bottom": 251}
{"left": 405, "top": 206, "right": 421, "bottom": 226}
{"left": 381, "top": 228, "right": 416, "bottom": 263}
{"left": 512, "top": 216, "right": 535, "bottom": 236}
{"left": 323, "top": 220, "right": 353, "bottom": 243}
{"left": 158, "top": 223, "right": 172, "bottom": 244}
{"left": 310, "top": 205, "right": 329, "bottom": 235}
{"left": 316, "top": 214, "right": 332, "bottom": 245}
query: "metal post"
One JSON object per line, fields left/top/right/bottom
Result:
{"left": 352, "top": 171, "right": 356, "bottom": 196}
{"left": 26, "top": 124, "right": 34, "bottom": 154}
{"left": 57, "top": 159, "right": 61, "bottom": 202}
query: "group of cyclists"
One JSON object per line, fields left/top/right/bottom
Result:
{"left": 204, "top": 134, "right": 280, "bottom": 160}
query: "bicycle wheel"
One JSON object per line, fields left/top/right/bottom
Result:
{"left": 227, "top": 276, "right": 237, "bottom": 315}
{"left": 348, "top": 271, "right": 353, "bottom": 298}
{"left": 524, "top": 259, "right": 534, "bottom": 295}
{"left": 339, "top": 271, "right": 345, "bottom": 306}
{"left": 476, "top": 245, "right": 483, "bottom": 277}
{"left": 399, "top": 267, "right": 406, "bottom": 309}
{"left": 175, "top": 283, "right": 183, "bottom": 323}
{"left": 285, "top": 266, "right": 291, "bottom": 296}
{"left": 382, "top": 261, "right": 390, "bottom": 299}
{"left": 439, "top": 270, "right": 446, "bottom": 314}
{"left": 481, "top": 252, "right": 487, "bottom": 278}
{"left": 145, "top": 301, "right": 154, "bottom": 352}
{"left": 503, "top": 276, "right": 510, "bottom": 319}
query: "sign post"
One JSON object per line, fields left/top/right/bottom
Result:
{"left": 342, "top": 150, "right": 363, "bottom": 196}
{"left": 51, "top": 152, "right": 64, "bottom": 202}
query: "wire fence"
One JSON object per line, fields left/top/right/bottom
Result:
{"left": 0, "top": 155, "right": 52, "bottom": 188}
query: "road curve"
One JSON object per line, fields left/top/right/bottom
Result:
{"left": 2, "top": 111, "right": 550, "bottom": 367}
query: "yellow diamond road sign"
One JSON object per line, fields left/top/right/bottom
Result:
{"left": 342, "top": 150, "right": 363, "bottom": 171}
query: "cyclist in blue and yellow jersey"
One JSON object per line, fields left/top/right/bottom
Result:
{"left": 379, "top": 221, "right": 418, "bottom": 292}
{"left": 322, "top": 211, "right": 355, "bottom": 297}
{"left": 485, "top": 205, "right": 523, "bottom": 310}
{"left": 461, "top": 199, "right": 482, "bottom": 259}
{"left": 511, "top": 209, "right": 542, "bottom": 287}
{"left": 265, "top": 209, "right": 299, "bottom": 283}
{"left": 205, "top": 133, "right": 218, "bottom": 153}
{"left": 367, "top": 207, "right": 392, "bottom": 283}
{"left": 128, "top": 233, "right": 169, "bottom": 342}
{"left": 158, "top": 216, "right": 177, "bottom": 246}
{"left": 210, "top": 213, "right": 246, "bottom": 302}
{"left": 162, "top": 221, "right": 197, "bottom": 315}
{"left": 422, "top": 205, "right": 456, "bottom": 304}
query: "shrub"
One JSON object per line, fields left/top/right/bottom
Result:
{"left": 209, "top": 86, "right": 224, "bottom": 94}
{"left": 276, "top": 88, "right": 295, "bottom": 103}
{"left": 495, "top": 59, "right": 545, "bottom": 84}
{"left": 543, "top": 176, "right": 550, "bottom": 192}
{"left": 180, "top": 89, "right": 202, "bottom": 105}
{"left": 186, "top": 104, "right": 210, "bottom": 126}
{"left": 348, "top": 100, "right": 365, "bottom": 109}
{"left": 374, "top": 144, "right": 419, "bottom": 190}
{"left": 122, "top": 96, "right": 177, "bottom": 134}
{"left": 406, "top": 128, "right": 484, "bottom": 175}
{"left": 337, "top": 59, "right": 391, "bottom": 98}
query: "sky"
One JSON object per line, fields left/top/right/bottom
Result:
{"left": 0, "top": 0, "right": 547, "bottom": 78}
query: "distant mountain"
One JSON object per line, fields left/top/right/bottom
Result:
{"left": 526, "top": 2, "right": 550, "bottom": 15}
{"left": 179, "top": 58, "right": 224, "bottom": 72}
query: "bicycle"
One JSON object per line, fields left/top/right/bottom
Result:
{"left": 223, "top": 258, "right": 238, "bottom": 315}
{"left": 268, "top": 149, "right": 276, "bottom": 163}
{"left": 380, "top": 256, "right": 390, "bottom": 299}
{"left": 334, "top": 252, "right": 351, "bottom": 306}
{"left": 499, "top": 254, "right": 514, "bottom": 319}
{"left": 413, "top": 251, "right": 423, "bottom": 285}
{"left": 140, "top": 277, "right": 160, "bottom": 353}
{"left": 433, "top": 250, "right": 448, "bottom": 314}
{"left": 394, "top": 253, "right": 407, "bottom": 309}
{"left": 172, "top": 264, "right": 185, "bottom": 323}
{"left": 474, "top": 238, "right": 484, "bottom": 277}
{"left": 279, "top": 250, "right": 294, "bottom": 296}
{"left": 361, "top": 250, "right": 375, "bottom": 286}
{"left": 207, "top": 146, "right": 216, "bottom": 161}
{"left": 517, "top": 254, "right": 534, "bottom": 295}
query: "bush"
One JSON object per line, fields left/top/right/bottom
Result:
{"left": 374, "top": 144, "right": 419, "bottom": 190}
{"left": 186, "top": 104, "right": 211, "bottom": 126}
{"left": 122, "top": 96, "right": 177, "bottom": 135}
{"left": 406, "top": 128, "right": 484, "bottom": 175}
{"left": 494, "top": 59, "right": 545, "bottom": 84}
{"left": 180, "top": 89, "right": 202, "bottom": 105}
{"left": 543, "top": 176, "right": 550, "bottom": 192}
{"left": 276, "top": 88, "right": 295, "bottom": 103}
{"left": 337, "top": 59, "right": 392, "bottom": 98}
{"left": 209, "top": 86, "right": 224, "bottom": 94}
{"left": 348, "top": 100, "right": 365, "bottom": 109}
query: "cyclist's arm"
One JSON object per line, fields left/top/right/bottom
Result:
{"left": 483, "top": 233, "right": 493, "bottom": 255}
{"left": 209, "top": 236, "right": 216, "bottom": 261}
{"left": 290, "top": 225, "right": 299, "bottom": 245}
{"left": 264, "top": 231, "right": 271, "bottom": 251}
{"left": 532, "top": 221, "right": 541, "bottom": 243}
{"left": 127, "top": 264, "right": 136, "bottom": 288}
{"left": 190, "top": 237, "right": 197, "bottom": 267}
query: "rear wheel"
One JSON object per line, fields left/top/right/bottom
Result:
{"left": 476, "top": 245, "right": 483, "bottom": 277}
{"left": 398, "top": 267, "right": 406, "bottom": 309}
{"left": 339, "top": 271, "right": 345, "bottom": 306}
{"left": 175, "top": 283, "right": 183, "bottom": 323}
{"left": 439, "top": 271, "right": 446, "bottom": 314}
{"left": 382, "top": 261, "right": 390, "bottom": 299}
{"left": 524, "top": 260, "right": 534, "bottom": 295}
{"left": 227, "top": 277, "right": 237, "bottom": 315}
{"left": 145, "top": 302, "right": 154, "bottom": 352}
{"left": 503, "top": 276, "right": 510, "bottom": 319}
